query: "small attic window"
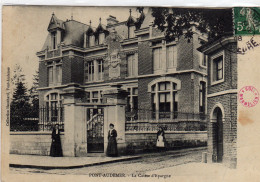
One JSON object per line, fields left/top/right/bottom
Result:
{"left": 51, "top": 32, "right": 57, "bottom": 49}
{"left": 129, "top": 26, "right": 135, "bottom": 39}
{"left": 99, "top": 33, "right": 105, "bottom": 45}
{"left": 89, "top": 35, "right": 95, "bottom": 47}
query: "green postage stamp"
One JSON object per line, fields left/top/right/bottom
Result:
{"left": 234, "top": 7, "right": 260, "bottom": 35}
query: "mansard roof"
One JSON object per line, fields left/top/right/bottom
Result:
{"left": 47, "top": 13, "right": 65, "bottom": 31}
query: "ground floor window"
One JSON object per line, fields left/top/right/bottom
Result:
{"left": 45, "top": 93, "right": 63, "bottom": 122}
{"left": 151, "top": 81, "right": 178, "bottom": 119}
{"left": 126, "top": 87, "right": 138, "bottom": 111}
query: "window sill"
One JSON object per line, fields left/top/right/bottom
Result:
{"left": 211, "top": 79, "right": 224, "bottom": 86}
{"left": 85, "top": 80, "right": 105, "bottom": 84}
{"left": 126, "top": 76, "right": 138, "bottom": 79}
{"left": 199, "top": 65, "right": 207, "bottom": 69}
{"left": 153, "top": 68, "right": 177, "bottom": 74}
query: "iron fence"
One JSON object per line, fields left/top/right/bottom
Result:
{"left": 10, "top": 107, "right": 64, "bottom": 132}
{"left": 125, "top": 108, "right": 207, "bottom": 132}
{"left": 39, "top": 107, "right": 64, "bottom": 131}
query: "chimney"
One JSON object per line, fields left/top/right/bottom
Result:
{"left": 107, "top": 15, "right": 119, "bottom": 26}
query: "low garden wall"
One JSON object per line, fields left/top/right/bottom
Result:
{"left": 125, "top": 131, "right": 207, "bottom": 154}
{"left": 10, "top": 131, "right": 207, "bottom": 156}
{"left": 10, "top": 132, "right": 64, "bottom": 156}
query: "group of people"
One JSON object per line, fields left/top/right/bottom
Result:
{"left": 49, "top": 124, "right": 166, "bottom": 157}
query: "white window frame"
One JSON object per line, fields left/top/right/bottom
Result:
{"left": 127, "top": 53, "right": 138, "bottom": 77}
{"left": 129, "top": 26, "right": 135, "bottom": 38}
{"left": 211, "top": 51, "right": 225, "bottom": 86}
{"left": 47, "top": 60, "right": 62, "bottom": 87}
{"left": 166, "top": 44, "right": 177, "bottom": 71}
{"left": 86, "top": 90, "right": 103, "bottom": 103}
{"left": 51, "top": 32, "right": 57, "bottom": 50}
{"left": 89, "top": 35, "right": 95, "bottom": 47}
{"left": 153, "top": 47, "right": 162, "bottom": 72}
{"left": 199, "top": 52, "right": 207, "bottom": 68}
{"left": 98, "top": 33, "right": 105, "bottom": 45}
{"left": 86, "top": 61, "right": 95, "bottom": 82}
{"left": 45, "top": 92, "right": 63, "bottom": 123}
{"left": 150, "top": 81, "right": 178, "bottom": 120}
{"left": 97, "top": 59, "right": 104, "bottom": 81}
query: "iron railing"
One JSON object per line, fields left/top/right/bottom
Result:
{"left": 125, "top": 109, "right": 207, "bottom": 132}
{"left": 39, "top": 107, "right": 64, "bottom": 131}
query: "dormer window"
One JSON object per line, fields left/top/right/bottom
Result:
{"left": 126, "top": 9, "right": 136, "bottom": 39}
{"left": 89, "top": 35, "right": 95, "bottom": 47}
{"left": 51, "top": 32, "right": 57, "bottom": 49}
{"left": 129, "top": 26, "right": 135, "bottom": 38}
{"left": 99, "top": 33, "right": 105, "bottom": 45}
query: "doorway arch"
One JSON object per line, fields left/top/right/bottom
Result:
{"left": 210, "top": 104, "right": 225, "bottom": 163}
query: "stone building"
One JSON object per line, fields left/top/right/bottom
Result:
{"left": 198, "top": 35, "right": 237, "bottom": 168}
{"left": 34, "top": 9, "right": 208, "bottom": 156}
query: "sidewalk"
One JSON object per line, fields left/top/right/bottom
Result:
{"left": 146, "top": 162, "right": 238, "bottom": 181}
{"left": 9, "top": 147, "right": 206, "bottom": 170}
{"left": 9, "top": 154, "right": 142, "bottom": 169}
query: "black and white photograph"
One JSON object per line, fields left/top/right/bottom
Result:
{"left": 1, "top": 5, "right": 260, "bottom": 182}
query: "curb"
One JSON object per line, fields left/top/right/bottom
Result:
{"left": 9, "top": 156, "right": 142, "bottom": 170}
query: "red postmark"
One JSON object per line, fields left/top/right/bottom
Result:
{"left": 239, "top": 86, "right": 259, "bottom": 107}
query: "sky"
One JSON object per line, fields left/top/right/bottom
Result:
{"left": 2, "top": 6, "right": 146, "bottom": 88}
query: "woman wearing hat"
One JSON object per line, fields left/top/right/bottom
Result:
{"left": 106, "top": 123, "right": 118, "bottom": 157}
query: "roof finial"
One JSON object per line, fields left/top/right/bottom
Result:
{"left": 52, "top": 12, "right": 55, "bottom": 16}
{"left": 89, "top": 20, "right": 92, "bottom": 26}
{"left": 99, "top": 17, "right": 101, "bottom": 23}
{"left": 129, "top": 9, "right": 132, "bottom": 16}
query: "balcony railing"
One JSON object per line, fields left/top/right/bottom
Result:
{"left": 46, "top": 47, "right": 61, "bottom": 59}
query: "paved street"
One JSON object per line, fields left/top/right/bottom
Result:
{"left": 10, "top": 147, "right": 206, "bottom": 175}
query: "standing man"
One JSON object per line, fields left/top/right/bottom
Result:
{"left": 107, "top": 123, "right": 118, "bottom": 157}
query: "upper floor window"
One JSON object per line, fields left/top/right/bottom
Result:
{"left": 128, "top": 26, "right": 135, "bottom": 38}
{"left": 199, "top": 52, "right": 207, "bottom": 67}
{"left": 199, "top": 81, "right": 206, "bottom": 114}
{"left": 127, "top": 54, "right": 138, "bottom": 77}
{"left": 47, "top": 60, "right": 62, "bottom": 87}
{"left": 98, "top": 59, "right": 104, "bottom": 80}
{"left": 86, "top": 61, "right": 94, "bottom": 82}
{"left": 166, "top": 45, "right": 177, "bottom": 69}
{"left": 51, "top": 32, "right": 57, "bottom": 49}
{"left": 153, "top": 47, "right": 162, "bottom": 71}
{"left": 151, "top": 81, "right": 178, "bottom": 119}
{"left": 85, "top": 59, "right": 104, "bottom": 82}
{"left": 212, "top": 55, "right": 224, "bottom": 84}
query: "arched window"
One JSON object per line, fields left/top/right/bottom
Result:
{"left": 150, "top": 81, "right": 178, "bottom": 119}
{"left": 199, "top": 81, "right": 206, "bottom": 114}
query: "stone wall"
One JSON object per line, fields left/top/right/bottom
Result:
{"left": 10, "top": 131, "right": 206, "bottom": 156}
{"left": 125, "top": 131, "right": 207, "bottom": 154}
{"left": 10, "top": 132, "right": 64, "bottom": 156}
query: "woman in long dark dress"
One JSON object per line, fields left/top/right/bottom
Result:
{"left": 156, "top": 126, "right": 166, "bottom": 152}
{"left": 50, "top": 124, "right": 63, "bottom": 157}
{"left": 106, "top": 123, "right": 118, "bottom": 157}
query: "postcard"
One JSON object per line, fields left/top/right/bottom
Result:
{"left": 2, "top": 6, "right": 260, "bottom": 182}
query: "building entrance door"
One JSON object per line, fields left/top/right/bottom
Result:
{"left": 86, "top": 108, "right": 104, "bottom": 153}
{"left": 212, "top": 107, "right": 223, "bottom": 163}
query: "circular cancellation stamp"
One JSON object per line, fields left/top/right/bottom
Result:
{"left": 239, "top": 86, "right": 259, "bottom": 107}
